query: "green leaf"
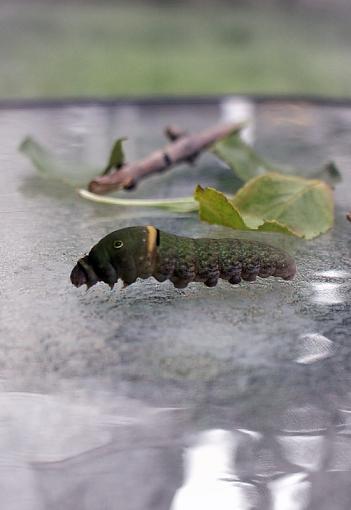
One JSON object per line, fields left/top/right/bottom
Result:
{"left": 194, "top": 185, "right": 247, "bottom": 230}
{"left": 102, "top": 137, "right": 127, "bottom": 175}
{"left": 212, "top": 131, "right": 341, "bottom": 186}
{"left": 79, "top": 189, "right": 198, "bottom": 213}
{"left": 19, "top": 136, "right": 99, "bottom": 186}
{"left": 233, "top": 173, "right": 334, "bottom": 239}
{"left": 194, "top": 173, "right": 334, "bottom": 239}
{"left": 212, "top": 131, "right": 277, "bottom": 181}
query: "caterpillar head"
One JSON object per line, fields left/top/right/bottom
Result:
{"left": 70, "top": 226, "right": 158, "bottom": 289}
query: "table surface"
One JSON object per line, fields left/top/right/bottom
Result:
{"left": 0, "top": 97, "right": 350, "bottom": 510}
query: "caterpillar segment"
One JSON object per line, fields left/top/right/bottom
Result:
{"left": 70, "top": 225, "right": 296, "bottom": 290}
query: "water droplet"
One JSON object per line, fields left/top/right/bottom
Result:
{"left": 295, "top": 333, "right": 336, "bottom": 364}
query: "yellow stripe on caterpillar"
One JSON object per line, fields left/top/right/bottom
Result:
{"left": 146, "top": 225, "right": 158, "bottom": 257}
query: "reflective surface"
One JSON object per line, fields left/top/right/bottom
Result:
{"left": 0, "top": 98, "right": 350, "bottom": 509}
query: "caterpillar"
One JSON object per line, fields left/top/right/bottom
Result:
{"left": 70, "top": 225, "right": 296, "bottom": 290}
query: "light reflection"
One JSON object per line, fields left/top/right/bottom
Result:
{"left": 268, "top": 473, "right": 310, "bottom": 510}
{"left": 170, "top": 429, "right": 258, "bottom": 510}
{"left": 311, "top": 268, "right": 350, "bottom": 305}
{"left": 277, "top": 435, "right": 325, "bottom": 471}
{"left": 237, "top": 428, "right": 263, "bottom": 441}
{"left": 171, "top": 428, "right": 318, "bottom": 510}
{"left": 182, "top": 430, "right": 236, "bottom": 483}
{"left": 0, "top": 392, "right": 186, "bottom": 463}
{"left": 315, "top": 270, "right": 351, "bottom": 279}
{"left": 311, "top": 282, "right": 345, "bottom": 305}
{"left": 220, "top": 97, "right": 255, "bottom": 144}
{"left": 295, "top": 333, "right": 336, "bottom": 364}
{"left": 0, "top": 392, "right": 111, "bottom": 463}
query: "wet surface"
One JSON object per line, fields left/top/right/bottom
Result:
{"left": 0, "top": 97, "right": 350, "bottom": 509}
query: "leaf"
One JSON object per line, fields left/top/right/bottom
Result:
{"left": 194, "top": 186, "right": 247, "bottom": 230}
{"left": 19, "top": 137, "right": 99, "bottom": 186}
{"left": 212, "top": 131, "right": 277, "bottom": 181}
{"left": 79, "top": 189, "right": 198, "bottom": 213}
{"left": 102, "top": 137, "right": 127, "bottom": 175}
{"left": 212, "top": 131, "right": 341, "bottom": 186}
{"left": 194, "top": 173, "right": 334, "bottom": 239}
{"left": 233, "top": 173, "right": 334, "bottom": 239}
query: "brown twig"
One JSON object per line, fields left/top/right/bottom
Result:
{"left": 164, "top": 124, "right": 186, "bottom": 142}
{"left": 347, "top": 212, "right": 351, "bottom": 223}
{"left": 88, "top": 122, "right": 242, "bottom": 194}
{"left": 164, "top": 125, "right": 199, "bottom": 164}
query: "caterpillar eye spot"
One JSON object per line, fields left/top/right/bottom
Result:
{"left": 113, "top": 240, "right": 124, "bottom": 249}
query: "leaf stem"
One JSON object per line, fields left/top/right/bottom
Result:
{"left": 78, "top": 189, "right": 198, "bottom": 212}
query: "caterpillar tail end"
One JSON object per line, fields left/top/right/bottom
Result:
{"left": 278, "top": 255, "right": 297, "bottom": 281}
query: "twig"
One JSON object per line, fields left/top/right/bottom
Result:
{"left": 164, "top": 125, "right": 198, "bottom": 164}
{"left": 88, "top": 122, "right": 242, "bottom": 194}
{"left": 164, "top": 125, "right": 186, "bottom": 142}
{"left": 347, "top": 212, "right": 351, "bottom": 223}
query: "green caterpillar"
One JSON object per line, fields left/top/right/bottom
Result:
{"left": 70, "top": 225, "right": 296, "bottom": 290}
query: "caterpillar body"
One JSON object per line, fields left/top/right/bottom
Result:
{"left": 70, "top": 226, "right": 296, "bottom": 290}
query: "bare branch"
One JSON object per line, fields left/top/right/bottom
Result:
{"left": 88, "top": 122, "right": 242, "bottom": 194}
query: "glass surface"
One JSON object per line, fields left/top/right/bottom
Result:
{"left": 0, "top": 97, "right": 350, "bottom": 509}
